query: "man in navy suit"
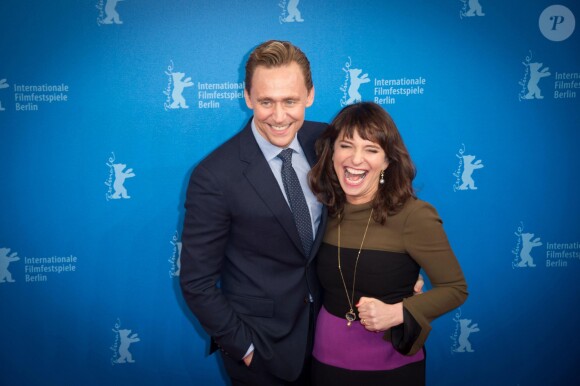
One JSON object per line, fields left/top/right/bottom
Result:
{"left": 180, "top": 40, "right": 326, "bottom": 385}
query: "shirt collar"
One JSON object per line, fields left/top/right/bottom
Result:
{"left": 250, "top": 118, "right": 303, "bottom": 162}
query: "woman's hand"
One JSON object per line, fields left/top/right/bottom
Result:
{"left": 356, "top": 297, "right": 404, "bottom": 332}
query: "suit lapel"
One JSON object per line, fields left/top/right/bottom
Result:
{"left": 297, "top": 122, "right": 327, "bottom": 261}
{"left": 239, "top": 122, "right": 305, "bottom": 256}
{"left": 297, "top": 122, "right": 318, "bottom": 168}
{"left": 309, "top": 207, "right": 327, "bottom": 262}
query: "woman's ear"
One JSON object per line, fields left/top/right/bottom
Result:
{"left": 382, "top": 158, "right": 390, "bottom": 170}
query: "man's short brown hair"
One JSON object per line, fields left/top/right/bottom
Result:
{"left": 245, "top": 40, "right": 313, "bottom": 93}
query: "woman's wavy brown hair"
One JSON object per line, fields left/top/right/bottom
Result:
{"left": 309, "top": 102, "right": 416, "bottom": 224}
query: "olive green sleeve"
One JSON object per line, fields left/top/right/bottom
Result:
{"left": 400, "top": 201, "right": 468, "bottom": 355}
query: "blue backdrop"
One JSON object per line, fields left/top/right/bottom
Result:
{"left": 1, "top": 1, "right": 579, "bottom": 385}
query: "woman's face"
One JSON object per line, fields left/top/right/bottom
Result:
{"left": 332, "top": 130, "right": 389, "bottom": 205}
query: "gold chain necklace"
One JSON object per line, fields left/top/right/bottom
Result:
{"left": 337, "top": 208, "right": 373, "bottom": 326}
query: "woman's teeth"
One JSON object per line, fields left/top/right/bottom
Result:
{"left": 345, "top": 167, "right": 367, "bottom": 182}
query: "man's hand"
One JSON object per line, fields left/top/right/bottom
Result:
{"left": 243, "top": 351, "right": 254, "bottom": 367}
{"left": 414, "top": 273, "right": 424, "bottom": 294}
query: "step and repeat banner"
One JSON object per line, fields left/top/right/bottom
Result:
{"left": 1, "top": 1, "right": 579, "bottom": 385}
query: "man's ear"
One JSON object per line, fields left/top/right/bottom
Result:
{"left": 306, "top": 86, "right": 315, "bottom": 107}
{"left": 244, "top": 89, "right": 253, "bottom": 110}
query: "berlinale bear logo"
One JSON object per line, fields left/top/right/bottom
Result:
{"left": 519, "top": 52, "right": 551, "bottom": 101}
{"left": 512, "top": 223, "right": 543, "bottom": 269}
{"left": 111, "top": 319, "right": 141, "bottom": 365}
{"left": 345, "top": 68, "right": 370, "bottom": 105}
{"left": 460, "top": 0, "right": 485, "bottom": 18}
{"left": 111, "top": 163, "right": 135, "bottom": 199}
{"left": 0, "top": 78, "right": 8, "bottom": 111}
{"left": 454, "top": 319, "right": 480, "bottom": 353}
{"left": 279, "top": 0, "right": 304, "bottom": 23}
{"left": 453, "top": 145, "right": 484, "bottom": 192}
{"left": 115, "top": 329, "right": 140, "bottom": 363}
{"left": 105, "top": 152, "right": 136, "bottom": 201}
{"left": 522, "top": 62, "right": 551, "bottom": 100}
{"left": 168, "top": 72, "right": 193, "bottom": 109}
{"left": 0, "top": 247, "right": 20, "bottom": 284}
{"left": 517, "top": 233, "right": 543, "bottom": 268}
{"left": 97, "top": 0, "right": 124, "bottom": 25}
{"left": 164, "top": 61, "right": 194, "bottom": 111}
{"left": 450, "top": 309, "right": 480, "bottom": 354}
{"left": 340, "top": 58, "right": 370, "bottom": 107}
{"left": 457, "top": 155, "right": 484, "bottom": 190}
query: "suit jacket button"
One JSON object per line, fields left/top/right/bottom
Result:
{"left": 304, "top": 296, "right": 309, "bottom": 304}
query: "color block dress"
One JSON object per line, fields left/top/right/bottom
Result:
{"left": 312, "top": 199, "right": 468, "bottom": 386}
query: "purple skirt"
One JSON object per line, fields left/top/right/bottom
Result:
{"left": 312, "top": 306, "right": 424, "bottom": 371}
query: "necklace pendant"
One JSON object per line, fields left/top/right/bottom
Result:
{"left": 345, "top": 311, "right": 356, "bottom": 326}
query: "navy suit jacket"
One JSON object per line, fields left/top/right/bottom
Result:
{"left": 180, "top": 119, "right": 327, "bottom": 381}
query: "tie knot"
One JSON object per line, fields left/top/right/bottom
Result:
{"left": 278, "top": 148, "right": 294, "bottom": 165}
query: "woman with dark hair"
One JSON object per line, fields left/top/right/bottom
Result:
{"left": 309, "top": 102, "right": 468, "bottom": 385}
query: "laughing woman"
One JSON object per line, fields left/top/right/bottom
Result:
{"left": 309, "top": 102, "right": 468, "bottom": 386}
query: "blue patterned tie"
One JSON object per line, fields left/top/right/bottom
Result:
{"left": 278, "top": 148, "right": 313, "bottom": 256}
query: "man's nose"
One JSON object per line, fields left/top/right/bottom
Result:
{"left": 272, "top": 104, "right": 285, "bottom": 122}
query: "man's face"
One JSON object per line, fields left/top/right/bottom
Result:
{"left": 244, "top": 62, "right": 314, "bottom": 148}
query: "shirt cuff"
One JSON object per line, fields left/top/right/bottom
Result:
{"left": 243, "top": 344, "right": 254, "bottom": 360}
